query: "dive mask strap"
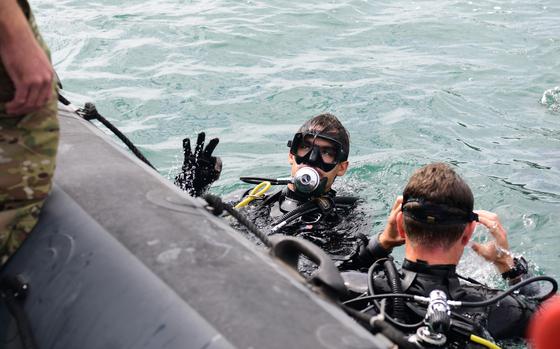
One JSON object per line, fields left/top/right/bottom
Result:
{"left": 401, "top": 197, "right": 478, "bottom": 224}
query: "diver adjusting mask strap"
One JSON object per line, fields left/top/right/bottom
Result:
{"left": 401, "top": 197, "right": 478, "bottom": 225}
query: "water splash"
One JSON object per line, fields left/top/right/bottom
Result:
{"left": 540, "top": 87, "right": 560, "bottom": 112}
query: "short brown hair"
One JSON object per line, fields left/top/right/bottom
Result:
{"left": 298, "top": 113, "right": 350, "bottom": 160}
{"left": 402, "top": 163, "right": 474, "bottom": 248}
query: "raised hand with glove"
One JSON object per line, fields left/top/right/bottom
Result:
{"left": 174, "top": 132, "right": 222, "bottom": 197}
{"left": 343, "top": 196, "right": 406, "bottom": 269}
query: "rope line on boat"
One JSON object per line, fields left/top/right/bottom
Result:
{"left": 57, "top": 91, "right": 71, "bottom": 106}
{"left": 58, "top": 92, "right": 156, "bottom": 170}
{"left": 203, "top": 193, "right": 272, "bottom": 248}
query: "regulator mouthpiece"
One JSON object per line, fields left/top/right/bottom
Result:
{"left": 293, "top": 167, "right": 321, "bottom": 194}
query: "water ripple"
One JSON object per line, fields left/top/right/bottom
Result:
{"left": 33, "top": 0, "right": 560, "bottom": 308}
{"left": 541, "top": 86, "right": 560, "bottom": 112}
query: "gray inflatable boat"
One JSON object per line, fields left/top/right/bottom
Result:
{"left": 0, "top": 103, "right": 393, "bottom": 349}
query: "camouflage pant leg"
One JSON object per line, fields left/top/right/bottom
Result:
{"left": 0, "top": 3, "right": 59, "bottom": 265}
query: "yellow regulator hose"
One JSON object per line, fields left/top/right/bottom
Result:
{"left": 469, "top": 334, "right": 501, "bottom": 349}
{"left": 234, "top": 181, "right": 272, "bottom": 209}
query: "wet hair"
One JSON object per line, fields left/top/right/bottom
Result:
{"left": 402, "top": 163, "right": 474, "bottom": 249}
{"left": 298, "top": 113, "right": 350, "bottom": 160}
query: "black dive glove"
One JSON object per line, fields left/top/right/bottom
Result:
{"left": 174, "top": 132, "right": 222, "bottom": 197}
{"left": 344, "top": 233, "right": 393, "bottom": 270}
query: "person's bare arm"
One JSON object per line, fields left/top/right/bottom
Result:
{"left": 0, "top": 0, "right": 53, "bottom": 116}
{"left": 471, "top": 210, "right": 515, "bottom": 273}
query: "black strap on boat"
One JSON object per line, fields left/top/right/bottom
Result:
{"left": 0, "top": 275, "right": 37, "bottom": 349}
{"left": 79, "top": 102, "right": 157, "bottom": 170}
{"left": 57, "top": 92, "right": 156, "bottom": 170}
{"left": 79, "top": 102, "right": 156, "bottom": 170}
{"left": 204, "top": 194, "right": 272, "bottom": 248}
{"left": 55, "top": 71, "right": 71, "bottom": 106}
{"left": 58, "top": 91, "right": 71, "bottom": 106}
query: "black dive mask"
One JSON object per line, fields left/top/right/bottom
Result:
{"left": 287, "top": 132, "right": 347, "bottom": 172}
{"left": 401, "top": 197, "right": 478, "bottom": 225}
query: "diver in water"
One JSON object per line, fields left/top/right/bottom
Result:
{"left": 347, "top": 162, "right": 549, "bottom": 346}
{"left": 174, "top": 113, "right": 375, "bottom": 263}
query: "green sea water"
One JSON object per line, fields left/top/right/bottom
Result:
{"left": 33, "top": 0, "right": 559, "bottom": 343}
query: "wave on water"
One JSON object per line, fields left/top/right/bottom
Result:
{"left": 541, "top": 86, "right": 560, "bottom": 112}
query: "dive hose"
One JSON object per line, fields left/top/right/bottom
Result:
{"left": 365, "top": 258, "right": 423, "bottom": 330}
{"left": 349, "top": 275, "right": 558, "bottom": 308}
{"left": 341, "top": 304, "right": 418, "bottom": 349}
{"left": 469, "top": 334, "right": 501, "bottom": 349}
{"left": 383, "top": 258, "right": 407, "bottom": 323}
{"left": 344, "top": 275, "right": 558, "bottom": 347}
{"left": 457, "top": 275, "right": 558, "bottom": 307}
{"left": 270, "top": 198, "right": 328, "bottom": 233}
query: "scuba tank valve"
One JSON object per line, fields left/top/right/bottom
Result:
{"left": 410, "top": 290, "right": 451, "bottom": 347}
{"left": 425, "top": 290, "right": 451, "bottom": 334}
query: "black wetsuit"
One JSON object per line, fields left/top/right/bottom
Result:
{"left": 356, "top": 240, "right": 542, "bottom": 345}
{"left": 231, "top": 187, "right": 365, "bottom": 267}
{"left": 230, "top": 186, "right": 543, "bottom": 345}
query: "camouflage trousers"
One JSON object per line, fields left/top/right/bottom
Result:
{"left": 0, "top": 3, "right": 59, "bottom": 265}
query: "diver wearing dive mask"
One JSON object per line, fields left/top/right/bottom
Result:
{"left": 265, "top": 115, "right": 352, "bottom": 229}
{"left": 288, "top": 131, "right": 348, "bottom": 173}
{"left": 175, "top": 113, "right": 361, "bottom": 262}
{"left": 282, "top": 132, "right": 348, "bottom": 200}
{"left": 285, "top": 118, "right": 350, "bottom": 199}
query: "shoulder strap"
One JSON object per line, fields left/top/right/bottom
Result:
{"left": 401, "top": 268, "right": 418, "bottom": 292}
